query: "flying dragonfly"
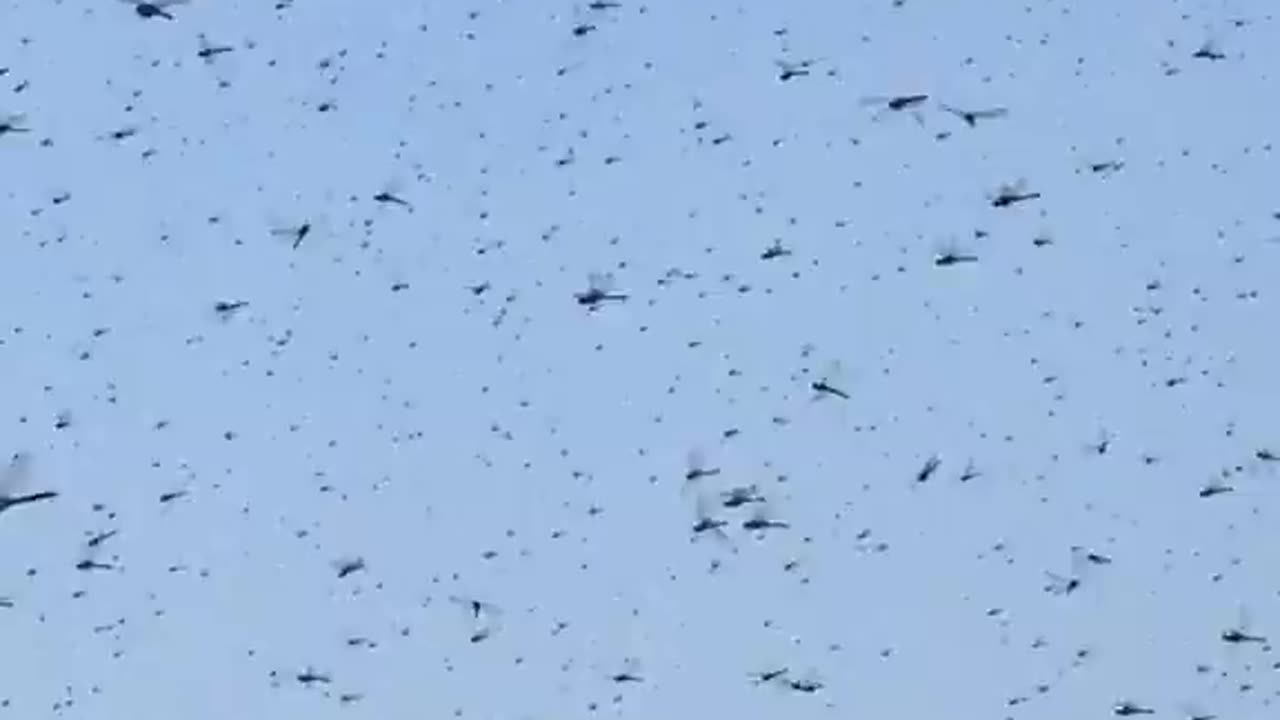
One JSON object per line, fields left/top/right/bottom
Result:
{"left": 810, "top": 359, "right": 850, "bottom": 400}
{"left": 120, "top": 0, "right": 188, "bottom": 20}
{"left": 690, "top": 493, "right": 733, "bottom": 549}
{"left": 774, "top": 58, "right": 822, "bottom": 82}
{"left": 1044, "top": 546, "right": 1108, "bottom": 595}
{"left": 0, "top": 452, "right": 57, "bottom": 517}
{"left": 448, "top": 594, "right": 503, "bottom": 643}
{"left": 0, "top": 112, "right": 30, "bottom": 136}
{"left": 197, "top": 34, "right": 235, "bottom": 63}
{"left": 372, "top": 176, "right": 414, "bottom": 211}
{"left": 1114, "top": 701, "right": 1155, "bottom": 716}
{"left": 990, "top": 179, "right": 1042, "bottom": 208}
{"left": 75, "top": 531, "right": 118, "bottom": 572}
{"left": 1198, "top": 476, "right": 1234, "bottom": 498}
{"left": 609, "top": 657, "right": 645, "bottom": 684}
{"left": 270, "top": 221, "right": 312, "bottom": 250}
{"left": 915, "top": 455, "right": 942, "bottom": 483}
{"left": 574, "top": 272, "right": 628, "bottom": 309}
{"left": 721, "top": 484, "right": 765, "bottom": 509}
{"left": 750, "top": 667, "right": 790, "bottom": 686}
{"left": 1220, "top": 605, "right": 1267, "bottom": 645}
{"left": 932, "top": 235, "right": 979, "bottom": 266}
{"left": 938, "top": 103, "right": 1008, "bottom": 127}
{"left": 860, "top": 93, "right": 930, "bottom": 125}
{"left": 682, "top": 446, "right": 721, "bottom": 498}
{"left": 742, "top": 502, "right": 789, "bottom": 536}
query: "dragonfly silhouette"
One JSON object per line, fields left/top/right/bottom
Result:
{"left": 682, "top": 446, "right": 721, "bottom": 497}
{"left": 120, "top": 0, "right": 188, "bottom": 20}
{"left": 197, "top": 34, "right": 235, "bottom": 63}
{"left": 990, "top": 179, "right": 1041, "bottom": 208}
{"left": 0, "top": 453, "right": 57, "bottom": 516}
{"left": 575, "top": 272, "right": 628, "bottom": 309}
{"left": 448, "top": 594, "right": 503, "bottom": 643}
{"left": 774, "top": 58, "right": 822, "bottom": 81}
{"left": 938, "top": 103, "right": 1008, "bottom": 127}
{"left": 0, "top": 112, "right": 30, "bottom": 137}
{"left": 860, "top": 94, "right": 930, "bottom": 125}
{"left": 810, "top": 360, "right": 849, "bottom": 400}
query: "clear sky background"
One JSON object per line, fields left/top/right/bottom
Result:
{"left": 1, "top": 0, "right": 1278, "bottom": 718}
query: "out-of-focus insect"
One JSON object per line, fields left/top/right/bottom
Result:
{"left": 0, "top": 452, "right": 58, "bottom": 517}
{"left": 448, "top": 594, "right": 503, "bottom": 643}
{"left": 809, "top": 359, "right": 849, "bottom": 401}
{"left": 0, "top": 112, "right": 30, "bottom": 136}
{"left": 860, "top": 93, "right": 930, "bottom": 125}
{"left": 989, "top": 178, "right": 1042, "bottom": 208}
{"left": 575, "top": 272, "right": 629, "bottom": 309}
{"left": 120, "top": 0, "right": 189, "bottom": 20}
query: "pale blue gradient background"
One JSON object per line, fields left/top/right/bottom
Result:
{"left": 2, "top": 0, "right": 1278, "bottom": 718}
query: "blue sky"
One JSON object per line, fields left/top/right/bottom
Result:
{"left": 2, "top": 0, "right": 1278, "bottom": 718}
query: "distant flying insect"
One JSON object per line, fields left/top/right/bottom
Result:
{"left": 373, "top": 176, "right": 414, "bottom": 211}
{"left": 120, "top": 0, "right": 188, "bottom": 20}
{"left": 861, "top": 94, "right": 930, "bottom": 126}
{"left": 990, "top": 179, "right": 1041, "bottom": 208}
{"left": 270, "top": 221, "right": 312, "bottom": 249}
{"left": 742, "top": 503, "right": 789, "bottom": 535}
{"left": 760, "top": 238, "right": 792, "bottom": 260}
{"left": 915, "top": 455, "right": 942, "bottom": 482}
{"left": 0, "top": 452, "right": 58, "bottom": 517}
{"left": 775, "top": 58, "right": 820, "bottom": 81}
{"left": 0, "top": 113, "right": 30, "bottom": 136}
{"left": 1045, "top": 546, "right": 1108, "bottom": 595}
{"left": 721, "top": 484, "right": 765, "bottom": 508}
{"left": 690, "top": 494, "right": 733, "bottom": 548}
{"left": 1220, "top": 605, "right": 1266, "bottom": 645}
{"left": 750, "top": 667, "right": 790, "bottom": 686}
{"left": 939, "top": 103, "right": 1008, "bottom": 127}
{"left": 1114, "top": 701, "right": 1155, "bottom": 716}
{"left": 682, "top": 447, "right": 721, "bottom": 497}
{"left": 333, "top": 557, "right": 366, "bottom": 578}
{"left": 448, "top": 594, "right": 503, "bottom": 643}
{"left": 575, "top": 272, "right": 628, "bottom": 309}
{"left": 810, "top": 360, "right": 849, "bottom": 400}
{"left": 609, "top": 657, "right": 644, "bottom": 684}
{"left": 197, "top": 34, "right": 235, "bottom": 62}
{"left": 933, "top": 236, "right": 979, "bottom": 266}
{"left": 1198, "top": 478, "right": 1234, "bottom": 497}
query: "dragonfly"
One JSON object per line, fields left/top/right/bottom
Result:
{"left": 0, "top": 452, "right": 58, "bottom": 517}
{"left": 775, "top": 58, "right": 822, "bottom": 82}
{"left": 574, "top": 272, "right": 628, "bottom": 309}
{"left": 1044, "top": 545, "right": 1109, "bottom": 596}
{"left": 0, "top": 112, "right": 30, "bottom": 136}
{"left": 989, "top": 178, "right": 1042, "bottom": 208}
{"left": 197, "top": 34, "right": 235, "bottom": 63}
{"left": 1220, "top": 604, "right": 1267, "bottom": 645}
{"left": 742, "top": 501, "right": 789, "bottom": 536}
{"left": 120, "top": 0, "right": 188, "bottom": 20}
{"left": 721, "top": 484, "right": 765, "bottom": 508}
{"left": 372, "top": 176, "right": 414, "bottom": 211}
{"left": 448, "top": 594, "right": 503, "bottom": 643}
{"left": 682, "top": 446, "right": 721, "bottom": 496}
{"left": 938, "top": 103, "right": 1008, "bottom": 127}
{"left": 609, "top": 656, "right": 645, "bottom": 684}
{"left": 933, "top": 236, "right": 980, "bottom": 266}
{"left": 690, "top": 493, "right": 734, "bottom": 550}
{"left": 860, "top": 93, "right": 930, "bottom": 125}
{"left": 809, "top": 359, "right": 850, "bottom": 400}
